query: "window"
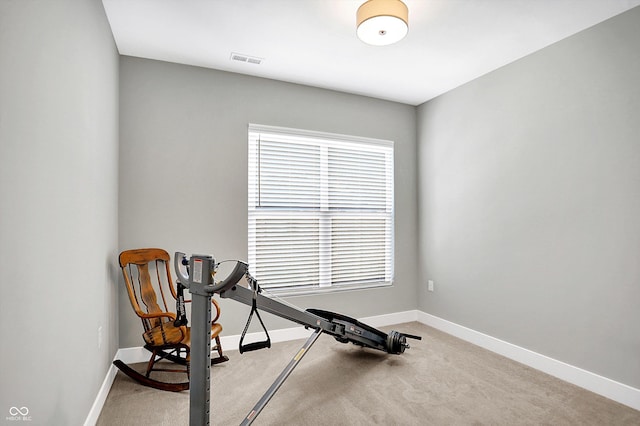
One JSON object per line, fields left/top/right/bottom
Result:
{"left": 248, "top": 124, "right": 394, "bottom": 294}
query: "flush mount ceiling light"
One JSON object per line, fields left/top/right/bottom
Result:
{"left": 356, "top": 0, "right": 409, "bottom": 46}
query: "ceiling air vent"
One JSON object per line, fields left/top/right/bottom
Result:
{"left": 230, "top": 52, "right": 263, "bottom": 65}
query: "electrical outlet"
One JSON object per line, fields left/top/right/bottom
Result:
{"left": 98, "top": 326, "right": 103, "bottom": 349}
{"left": 428, "top": 280, "right": 434, "bottom": 292}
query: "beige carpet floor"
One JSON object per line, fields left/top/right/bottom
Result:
{"left": 97, "top": 322, "right": 640, "bottom": 425}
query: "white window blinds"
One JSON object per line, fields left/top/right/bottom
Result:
{"left": 248, "top": 125, "right": 394, "bottom": 293}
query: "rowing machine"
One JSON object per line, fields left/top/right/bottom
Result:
{"left": 174, "top": 252, "right": 420, "bottom": 425}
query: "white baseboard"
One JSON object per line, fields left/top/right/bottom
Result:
{"left": 417, "top": 311, "right": 640, "bottom": 411}
{"left": 85, "top": 309, "right": 639, "bottom": 424}
{"left": 359, "top": 309, "right": 419, "bottom": 328}
{"left": 115, "top": 345, "right": 151, "bottom": 364}
{"left": 84, "top": 362, "right": 119, "bottom": 426}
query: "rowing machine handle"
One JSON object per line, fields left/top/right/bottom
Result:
{"left": 239, "top": 340, "right": 271, "bottom": 354}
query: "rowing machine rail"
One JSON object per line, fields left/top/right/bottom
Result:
{"left": 175, "top": 253, "right": 421, "bottom": 426}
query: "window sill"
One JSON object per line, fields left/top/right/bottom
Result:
{"left": 259, "top": 281, "right": 393, "bottom": 298}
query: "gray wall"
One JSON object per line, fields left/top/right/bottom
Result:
{"left": 0, "top": 1, "right": 119, "bottom": 424}
{"left": 3, "top": 2, "right": 637, "bottom": 421}
{"left": 417, "top": 7, "right": 640, "bottom": 389}
{"left": 118, "top": 57, "right": 418, "bottom": 347}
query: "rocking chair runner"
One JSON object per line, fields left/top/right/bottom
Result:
{"left": 113, "top": 248, "right": 228, "bottom": 392}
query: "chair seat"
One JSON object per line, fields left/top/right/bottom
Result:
{"left": 211, "top": 322, "right": 223, "bottom": 337}
{"left": 144, "top": 321, "right": 223, "bottom": 347}
{"left": 180, "top": 323, "right": 223, "bottom": 348}
{"left": 143, "top": 321, "right": 187, "bottom": 346}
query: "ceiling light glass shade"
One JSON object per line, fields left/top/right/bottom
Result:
{"left": 357, "top": 0, "right": 409, "bottom": 46}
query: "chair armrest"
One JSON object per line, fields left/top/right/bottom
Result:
{"left": 211, "top": 298, "right": 221, "bottom": 324}
{"left": 138, "top": 311, "right": 177, "bottom": 321}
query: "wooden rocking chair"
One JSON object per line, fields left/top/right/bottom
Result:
{"left": 113, "top": 248, "right": 228, "bottom": 392}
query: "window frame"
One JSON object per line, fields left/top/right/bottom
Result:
{"left": 248, "top": 124, "right": 394, "bottom": 296}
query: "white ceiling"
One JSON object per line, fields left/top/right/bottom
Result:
{"left": 102, "top": 0, "right": 640, "bottom": 106}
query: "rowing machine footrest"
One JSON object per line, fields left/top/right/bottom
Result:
{"left": 239, "top": 340, "right": 271, "bottom": 354}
